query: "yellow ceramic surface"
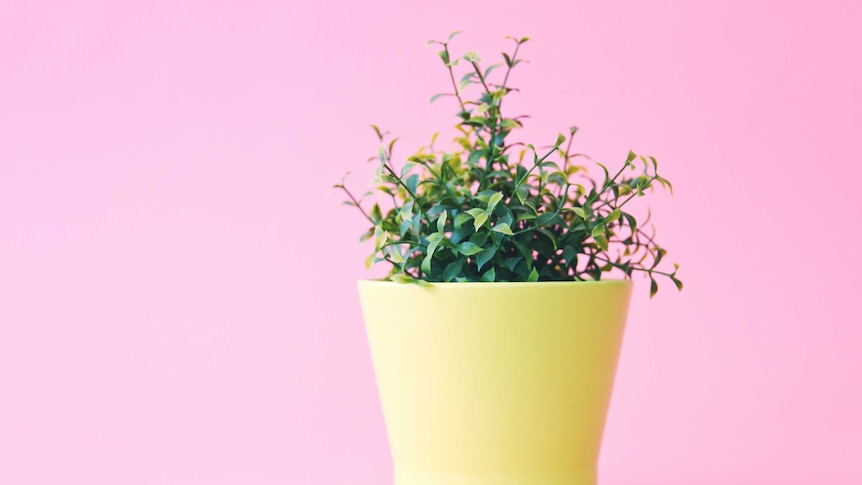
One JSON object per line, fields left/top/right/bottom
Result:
{"left": 358, "top": 280, "right": 633, "bottom": 485}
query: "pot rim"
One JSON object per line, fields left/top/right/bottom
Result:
{"left": 358, "top": 278, "right": 632, "bottom": 288}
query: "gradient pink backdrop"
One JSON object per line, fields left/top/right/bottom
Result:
{"left": 2, "top": 1, "right": 861, "bottom": 484}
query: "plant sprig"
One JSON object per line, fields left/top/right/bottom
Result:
{"left": 336, "top": 32, "right": 682, "bottom": 297}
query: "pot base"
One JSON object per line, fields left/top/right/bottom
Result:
{"left": 395, "top": 467, "right": 597, "bottom": 485}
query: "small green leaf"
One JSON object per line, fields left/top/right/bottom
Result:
{"left": 591, "top": 224, "right": 605, "bottom": 238}
{"left": 596, "top": 235, "right": 609, "bottom": 251}
{"left": 555, "top": 133, "right": 565, "bottom": 147}
{"left": 562, "top": 246, "right": 578, "bottom": 266}
{"left": 527, "top": 267, "right": 539, "bottom": 282}
{"left": 437, "top": 211, "right": 448, "bottom": 233}
{"left": 481, "top": 266, "right": 496, "bottom": 282}
{"left": 466, "top": 207, "right": 485, "bottom": 219}
{"left": 536, "top": 212, "right": 557, "bottom": 226}
{"left": 454, "top": 212, "right": 472, "bottom": 228}
{"left": 476, "top": 247, "right": 497, "bottom": 271}
{"left": 370, "top": 204, "right": 382, "bottom": 223}
{"left": 463, "top": 51, "right": 483, "bottom": 63}
{"left": 401, "top": 162, "right": 416, "bottom": 176}
{"left": 487, "top": 191, "right": 504, "bottom": 211}
{"left": 437, "top": 50, "right": 450, "bottom": 65}
{"left": 626, "top": 150, "right": 637, "bottom": 163}
{"left": 473, "top": 212, "right": 489, "bottom": 231}
{"left": 457, "top": 241, "right": 483, "bottom": 256}
{"left": 389, "top": 247, "right": 405, "bottom": 264}
{"left": 607, "top": 209, "right": 621, "bottom": 223}
{"left": 484, "top": 63, "right": 503, "bottom": 79}
{"left": 492, "top": 223, "right": 514, "bottom": 235}
{"left": 447, "top": 30, "right": 463, "bottom": 43}
{"left": 650, "top": 278, "right": 659, "bottom": 298}
{"left": 443, "top": 260, "right": 465, "bottom": 282}
{"left": 391, "top": 274, "right": 414, "bottom": 284}
{"left": 421, "top": 237, "right": 440, "bottom": 274}
{"left": 572, "top": 207, "right": 586, "bottom": 219}
{"left": 429, "top": 93, "right": 450, "bottom": 104}
{"left": 405, "top": 174, "right": 419, "bottom": 194}
{"left": 515, "top": 185, "right": 529, "bottom": 204}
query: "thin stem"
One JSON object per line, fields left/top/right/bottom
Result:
{"left": 444, "top": 44, "right": 466, "bottom": 111}
{"left": 336, "top": 185, "right": 373, "bottom": 223}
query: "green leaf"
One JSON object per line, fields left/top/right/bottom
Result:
{"left": 370, "top": 124, "right": 384, "bottom": 140}
{"left": 591, "top": 224, "right": 605, "bottom": 238}
{"left": 594, "top": 234, "right": 609, "bottom": 251}
{"left": 454, "top": 212, "right": 471, "bottom": 228}
{"left": 370, "top": 203, "right": 382, "bottom": 223}
{"left": 607, "top": 209, "right": 621, "bottom": 223}
{"left": 492, "top": 223, "right": 514, "bottom": 235}
{"left": 671, "top": 276, "right": 684, "bottom": 291}
{"left": 437, "top": 50, "right": 450, "bottom": 65}
{"left": 447, "top": 30, "right": 463, "bottom": 43}
{"left": 473, "top": 212, "right": 489, "bottom": 231}
{"left": 421, "top": 237, "right": 442, "bottom": 274}
{"left": 650, "top": 278, "right": 659, "bottom": 298}
{"left": 572, "top": 207, "right": 586, "bottom": 219}
{"left": 527, "top": 267, "right": 539, "bottom": 282}
{"left": 626, "top": 150, "right": 637, "bottom": 163}
{"left": 457, "top": 241, "right": 483, "bottom": 256}
{"left": 437, "top": 211, "right": 448, "bottom": 233}
{"left": 463, "top": 117, "right": 490, "bottom": 127}
{"left": 443, "top": 260, "right": 465, "bottom": 282}
{"left": 378, "top": 144, "right": 387, "bottom": 163}
{"left": 486, "top": 191, "right": 504, "bottom": 212}
{"left": 469, "top": 230, "right": 489, "bottom": 246}
{"left": 555, "top": 133, "right": 565, "bottom": 147}
{"left": 484, "top": 63, "right": 503, "bottom": 79}
{"left": 466, "top": 207, "right": 485, "bottom": 219}
{"left": 481, "top": 266, "right": 496, "bottom": 282}
{"left": 463, "top": 51, "right": 483, "bottom": 63}
{"left": 562, "top": 246, "right": 578, "bottom": 266}
{"left": 476, "top": 247, "right": 497, "bottom": 271}
{"left": 429, "top": 93, "right": 450, "bottom": 104}
{"left": 400, "top": 162, "right": 417, "bottom": 176}
{"left": 536, "top": 212, "right": 557, "bottom": 226}
{"left": 389, "top": 246, "right": 405, "bottom": 263}
{"left": 405, "top": 173, "right": 419, "bottom": 194}
{"left": 515, "top": 185, "right": 529, "bottom": 204}
{"left": 391, "top": 274, "right": 414, "bottom": 284}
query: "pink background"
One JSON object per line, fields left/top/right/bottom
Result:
{"left": 2, "top": 1, "right": 861, "bottom": 484}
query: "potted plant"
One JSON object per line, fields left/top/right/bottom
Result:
{"left": 336, "top": 32, "right": 682, "bottom": 485}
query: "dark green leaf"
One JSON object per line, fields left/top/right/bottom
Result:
{"left": 443, "top": 260, "right": 465, "bottom": 282}
{"left": 481, "top": 267, "right": 496, "bottom": 282}
{"left": 476, "top": 247, "right": 497, "bottom": 271}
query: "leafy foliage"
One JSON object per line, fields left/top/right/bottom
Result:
{"left": 335, "top": 33, "right": 682, "bottom": 296}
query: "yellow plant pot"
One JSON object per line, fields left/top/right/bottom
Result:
{"left": 358, "top": 279, "right": 633, "bottom": 485}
